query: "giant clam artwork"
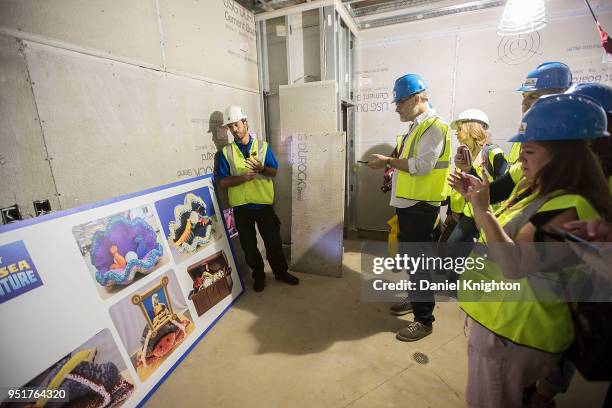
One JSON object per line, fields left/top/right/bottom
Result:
{"left": 90, "top": 216, "right": 164, "bottom": 287}
{"left": 168, "top": 193, "right": 214, "bottom": 254}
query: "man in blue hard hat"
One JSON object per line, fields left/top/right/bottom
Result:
{"left": 368, "top": 73, "right": 452, "bottom": 342}
{"left": 509, "top": 62, "right": 573, "bottom": 163}
{"left": 489, "top": 62, "right": 573, "bottom": 204}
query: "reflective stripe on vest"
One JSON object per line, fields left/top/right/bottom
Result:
{"left": 395, "top": 116, "right": 451, "bottom": 202}
{"left": 508, "top": 142, "right": 521, "bottom": 164}
{"left": 222, "top": 138, "right": 274, "bottom": 207}
{"left": 459, "top": 192, "right": 600, "bottom": 353}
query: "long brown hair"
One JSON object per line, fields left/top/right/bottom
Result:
{"left": 534, "top": 140, "right": 612, "bottom": 221}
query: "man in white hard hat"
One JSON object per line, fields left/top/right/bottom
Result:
{"left": 217, "top": 105, "right": 299, "bottom": 292}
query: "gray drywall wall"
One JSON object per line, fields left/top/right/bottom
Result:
{"left": 355, "top": 0, "right": 612, "bottom": 232}
{"left": 291, "top": 132, "right": 345, "bottom": 277}
{"left": 278, "top": 80, "right": 338, "bottom": 243}
{"left": 0, "top": 0, "right": 260, "bottom": 217}
{"left": 23, "top": 41, "right": 260, "bottom": 209}
{"left": 0, "top": 35, "right": 60, "bottom": 217}
{"left": 0, "top": 0, "right": 163, "bottom": 67}
{"left": 159, "top": 0, "right": 259, "bottom": 90}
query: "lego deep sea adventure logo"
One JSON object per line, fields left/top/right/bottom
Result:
{"left": 0, "top": 241, "right": 43, "bottom": 304}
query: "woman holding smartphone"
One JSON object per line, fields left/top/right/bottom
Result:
{"left": 449, "top": 94, "right": 612, "bottom": 408}
{"left": 442, "top": 109, "right": 509, "bottom": 244}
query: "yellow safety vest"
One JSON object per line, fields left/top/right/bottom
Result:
{"left": 449, "top": 144, "right": 506, "bottom": 217}
{"left": 459, "top": 192, "right": 600, "bottom": 353}
{"left": 508, "top": 162, "right": 524, "bottom": 185}
{"left": 222, "top": 138, "right": 274, "bottom": 207}
{"left": 508, "top": 142, "right": 521, "bottom": 164}
{"left": 395, "top": 116, "right": 451, "bottom": 202}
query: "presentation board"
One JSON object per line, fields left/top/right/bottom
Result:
{"left": 0, "top": 175, "right": 243, "bottom": 407}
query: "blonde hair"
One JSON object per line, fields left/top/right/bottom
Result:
{"left": 458, "top": 121, "right": 489, "bottom": 148}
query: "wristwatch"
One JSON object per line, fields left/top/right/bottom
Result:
{"left": 386, "top": 157, "right": 391, "bottom": 166}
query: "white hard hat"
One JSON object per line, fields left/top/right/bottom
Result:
{"left": 223, "top": 105, "right": 248, "bottom": 126}
{"left": 450, "top": 109, "right": 490, "bottom": 130}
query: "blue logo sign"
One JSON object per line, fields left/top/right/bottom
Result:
{"left": 0, "top": 241, "right": 43, "bottom": 304}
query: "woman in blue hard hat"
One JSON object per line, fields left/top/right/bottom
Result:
{"left": 449, "top": 93, "right": 612, "bottom": 408}
{"left": 442, "top": 109, "right": 508, "bottom": 245}
{"left": 526, "top": 82, "right": 612, "bottom": 407}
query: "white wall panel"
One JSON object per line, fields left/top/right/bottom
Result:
{"left": 291, "top": 132, "right": 345, "bottom": 277}
{"left": 455, "top": 11, "right": 612, "bottom": 153}
{"left": 279, "top": 80, "right": 338, "bottom": 243}
{"left": 0, "top": 35, "right": 59, "bottom": 215}
{"left": 24, "top": 41, "right": 260, "bottom": 210}
{"left": 159, "top": 0, "right": 259, "bottom": 90}
{"left": 355, "top": 32, "right": 457, "bottom": 231}
{"left": 0, "top": 0, "right": 163, "bottom": 68}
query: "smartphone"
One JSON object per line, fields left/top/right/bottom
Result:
{"left": 550, "top": 226, "right": 602, "bottom": 253}
{"left": 539, "top": 226, "right": 602, "bottom": 253}
{"left": 457, "top": 145, "right": 472, "bottom": 167}
{"left": 357, "top": 160, "right": 369, "bottom": 164}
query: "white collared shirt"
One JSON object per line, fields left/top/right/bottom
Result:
{"left": 390, "top": 108, "right": 447, "bottom": 208}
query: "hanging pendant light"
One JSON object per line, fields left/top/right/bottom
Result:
{"left": 498, "top": 0, "right": 546, "bottom": 36}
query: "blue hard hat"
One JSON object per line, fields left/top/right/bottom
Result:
{"left": 516, "top": 62, "right": 572, "bottom": 92}
{"left": 565, "top": 82, "right": 612, "bottom": 114}
{"left": 393, "top": 74, "right": 427, "bottom": 103}
{"left": 509, "top": 94, "right": 609, "bottom": 142}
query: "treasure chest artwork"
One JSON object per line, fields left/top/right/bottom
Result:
{"left": 1, "top": 329, "right": 135, "bottom": 408}
{"left": 109, "top": 271, "right": 194, "bottom": 382}
{"left": 155, "top": 188, "right": 222, "bottom": 265}
{"left": 187, "top": 250, "right": 233, "bottom": 316}
{"left": 72, "top": 206, "right": 168, "bottom": 300}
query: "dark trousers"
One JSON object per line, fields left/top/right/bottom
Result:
{"left": 396, "top": 202, "right": 440, "bottom": 326}
{"left": 446, "top": 214, "right": 479, "bottom": 245}
{"left": 233, "top": 205, "right": 288, "bottom": 281}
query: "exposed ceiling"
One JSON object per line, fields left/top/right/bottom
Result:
{"left": 237, "top": 0, "right": 506, "bottom": 29}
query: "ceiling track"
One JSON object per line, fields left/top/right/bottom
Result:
{"left": 360, "top": 0, "right": 505, "bottom": 29}
{"left": 348, "top": 0, "right": 448, "bottom": 18}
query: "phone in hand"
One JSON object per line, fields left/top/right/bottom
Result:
{"left": 357, "top": 160, "right": 369, "bottom": 164}
{"left": 457, "top": 145, "right": 472, "bottom": 167}
{"left": 539, "top": 226, "right": 602, "bottom": 253}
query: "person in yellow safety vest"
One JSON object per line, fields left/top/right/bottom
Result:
{"left": 487, "top": 62, "right": 573, "bottom": 210}
{"left": 216, "top": 105, "right": 299, "bottom": 293}
{"left": 522, "top": 83, "right": 612, "bottom": 406}
{"left": 444, "top": 109, "right": 508, "bottom": 244}
{"left": 449, "top": 93, "right": 612, "bottom": 408}
{"left": 367, "top": 73, "right": 451, "bottom": 342}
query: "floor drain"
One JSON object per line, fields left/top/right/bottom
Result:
{"left": 412, "top": 352, "right": 429, "bottom": 365}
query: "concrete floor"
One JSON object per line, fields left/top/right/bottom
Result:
{"left": 145, "top": 240, "right": 609, "bottom": 408}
